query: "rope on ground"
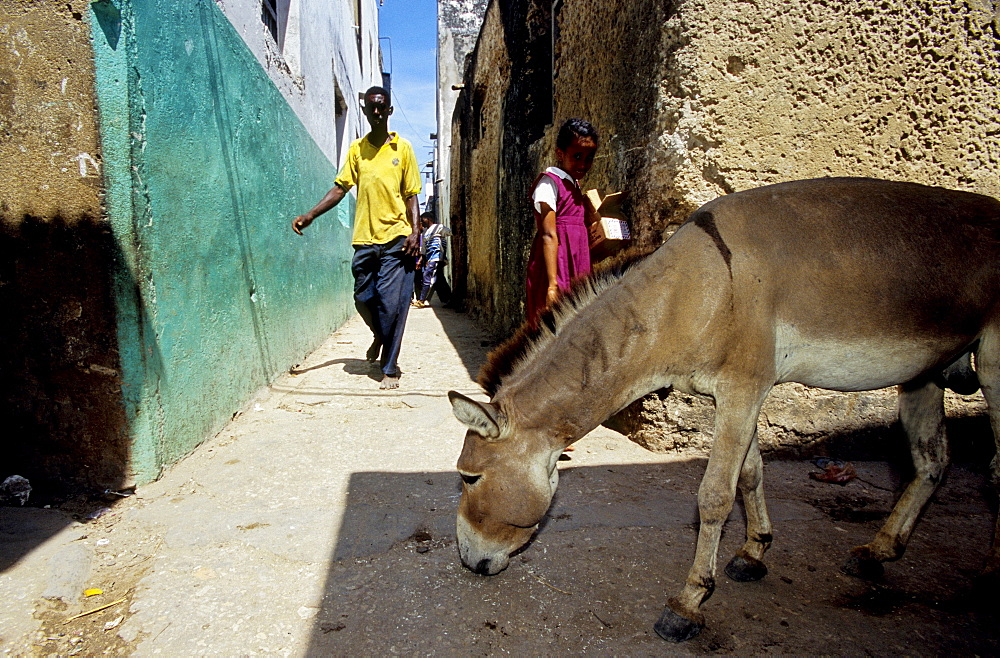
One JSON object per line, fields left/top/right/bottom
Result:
{"left": 524, "top": 566, "right": 572, "bottom": 595}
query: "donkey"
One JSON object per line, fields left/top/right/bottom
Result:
{"left": 448, "top": 177, "right": 1000, "bottom": 642}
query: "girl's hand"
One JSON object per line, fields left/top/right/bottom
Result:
{"left": 546, "top": 285, "right": 560, "bottom": 307}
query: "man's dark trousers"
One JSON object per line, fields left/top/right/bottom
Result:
{"left": 352, "top": 236, "right": 414, "bottom": 377}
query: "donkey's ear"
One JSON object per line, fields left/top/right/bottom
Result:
{"left": 448, "top": 391, "right": 505, "bottom": 440}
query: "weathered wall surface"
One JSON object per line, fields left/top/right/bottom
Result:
{"left": 452, "top": 0, "right": 1000, "bottom": 452}
{"left": 0, "top": 0, "right": 103, "bottom": 219}
{"left": 538, "top": 0, "right": 1000, "bottom": 248}
{"left": 0, "top": 0, "right": 130, "bottom": 493}
{"left": 637, "top": 0, "right": 1000, "bottom": 235}
{"left": 610, "top": 383, "right": 989, "bottom": 458}
{"left": 455, "top": 2, "right": 510, "bottom": 324}
{"left": 436, "top": 0, "right": 488, "bottom": 241}
{"left": 453, "top": 0, "right": 553, "bottom": 331}
{"left": 2, "top": 0, "right": 375, "bottom": 493}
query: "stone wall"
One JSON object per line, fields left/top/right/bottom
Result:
{"left": 638, "top": 0, "right": 1000, "bottom": 234}
{"left": 0, "top": 0, "right": 130, "bottom": 493}
{"left": 609, "top": 383, "right": 989, "bottom": 458}
{"left": 451, "top": 0, "right": 999, "bottom": 453}
{"left": 544, "top": 0, "right": 1000, "bottom": 244}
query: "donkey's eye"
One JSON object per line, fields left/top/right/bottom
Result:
{"left": 461, "top": 473, "right": 481, "bottom": 486}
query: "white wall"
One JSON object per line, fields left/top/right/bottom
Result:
{"left": 214, "top": 0, "right": 383, "bottom": 167}
{"left": 436, "top": 0, "right": 487, "bottom": 222}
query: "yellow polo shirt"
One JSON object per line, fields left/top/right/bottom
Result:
{"left": 334, "top": 132, "right": 422, "bottom": 245}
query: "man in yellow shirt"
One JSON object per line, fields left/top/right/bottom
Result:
{"left": 293, "top": 86, "right": 422, "bottom": 389}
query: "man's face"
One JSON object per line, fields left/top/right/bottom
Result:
{"left": 363, "top": 93, "right": 392, "bottom": 129}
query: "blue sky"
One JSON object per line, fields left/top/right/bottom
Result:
{"left": 378, "top": 0, "right": 438, "bottom": 192}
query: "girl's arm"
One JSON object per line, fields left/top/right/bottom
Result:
{"left": 537, "top": 202, "right": 560, "bottom": 307}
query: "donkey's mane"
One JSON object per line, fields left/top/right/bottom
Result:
{"left": 478, "top": 244, "right": 659, "bottom": 396}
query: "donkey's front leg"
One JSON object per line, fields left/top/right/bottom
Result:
{"left": 655, "top": 390, "right": 767, "bottom": 642}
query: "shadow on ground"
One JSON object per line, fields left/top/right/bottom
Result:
{"left": 289, "top": 357, "right": 381, "bottom": 381}
{"left": 307, "top": 419, "right": 998, "bottom": 655}
{"left": 0, "top": 213, "right": 151, "bottom": 574}
{"left": 432, "top": 306, "right": 497, "bottom": 383}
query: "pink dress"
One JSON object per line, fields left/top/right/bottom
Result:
{"left": 525, "top": 171, "right": 592, "bottom": 327}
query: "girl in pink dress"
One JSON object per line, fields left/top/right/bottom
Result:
{"left": 525, "top": 118, "right": 600, "bottom": 328}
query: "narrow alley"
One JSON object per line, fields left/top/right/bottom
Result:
{"left": 4, "top": 1, "right": 1000, "bottom": 654}
{"left": 3, "top": 302, "right": 999, "bottom": 655}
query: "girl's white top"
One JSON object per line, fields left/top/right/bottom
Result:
{"left": 531, "top": 167, "right": 577, "bottom": 214}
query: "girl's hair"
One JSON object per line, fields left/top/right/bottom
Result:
{"left": 556, "top": 118, "right": 599, "bottom": 150}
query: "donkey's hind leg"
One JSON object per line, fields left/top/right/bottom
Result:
{"left": 725, "top": 430, "right": 773, "bottom": 582}
{"left": 974, "top": 329, "right": 1000, "bottom": 585}
{"left": 843, "top": 378, "right": 949, "bottom": 580}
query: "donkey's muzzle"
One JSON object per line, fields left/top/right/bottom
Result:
{"left": 472, "top": 558, "right": 493, "bottom": 575}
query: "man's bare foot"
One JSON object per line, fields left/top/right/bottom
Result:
{"left": 379, "top": 374, "right": 400, "bottom": 390}
{"left": 366, "top": 339, "right": 381, "bottom": 362}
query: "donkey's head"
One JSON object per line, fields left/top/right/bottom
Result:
{"left": 448, "top": 390, "right": 564, "bottom": 575}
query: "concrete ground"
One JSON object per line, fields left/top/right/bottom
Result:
{"left": 2, "top": 300, "right": 998, "bottom": 655}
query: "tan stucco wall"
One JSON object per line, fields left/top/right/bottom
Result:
{"left": 453, "top": 0, "right": 999, "bottom": 453}
{"left": 452, "top": 1, "right": 551, "bottom": 329}
{"left": 0, "top": 0, "right": 103, "bottom": 220}
{"left": 543, "top": 0, "right": 1000, "bottom": 241}
{"left": 641, "top": 0, "right": 1000, "bottom": 231}
{"left": 609, "top": 382, "right": 989, "bottom": 457}
{"left": 464, "top": 2, "right": 509, "bottom": 323}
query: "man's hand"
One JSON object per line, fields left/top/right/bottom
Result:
{"left": 293, "top": 185, "right": 347, "bottom": 235}
{"left": 292, "top": 214, "right": 313, "bottom": 235}
{"left": 402, "top": 193, "right": 421, "bottom": 256}
{"left": 403, "top": 231, "right": 421, "bottom": 256}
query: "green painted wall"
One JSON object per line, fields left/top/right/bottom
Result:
{"left": 90, "top": 0, "right": 355, "bottom": 483}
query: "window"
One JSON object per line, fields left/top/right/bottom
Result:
{"left": 261, "top": 0, "right": 278, "bottom": 42}
{"left": 261, "top": 0, "right": 294, "bottom": 53}
{"left": 354, "top": 0, "right": 364, "bottom": 72}
{"left": 333, "top": 76, "right": 348, "bottom": 162}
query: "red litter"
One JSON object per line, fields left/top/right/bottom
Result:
{"left": 809, "top": 458, "right": 857, "bottom": 485}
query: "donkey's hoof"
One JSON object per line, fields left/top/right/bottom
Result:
{"left": 842, "top": 554, "right": 884, "bottom": 581}
{"left": 725, "top": 554, "right": 768, "bottom": 582}
{"left": 654, "top": 604, "right": 704, "bottom": 643}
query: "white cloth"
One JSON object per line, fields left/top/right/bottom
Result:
{"left": 420, "top": 223, "right": 452, "bottom": 257}
{"left": 531, "top": 167, "right": 577, "bottom": 214}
